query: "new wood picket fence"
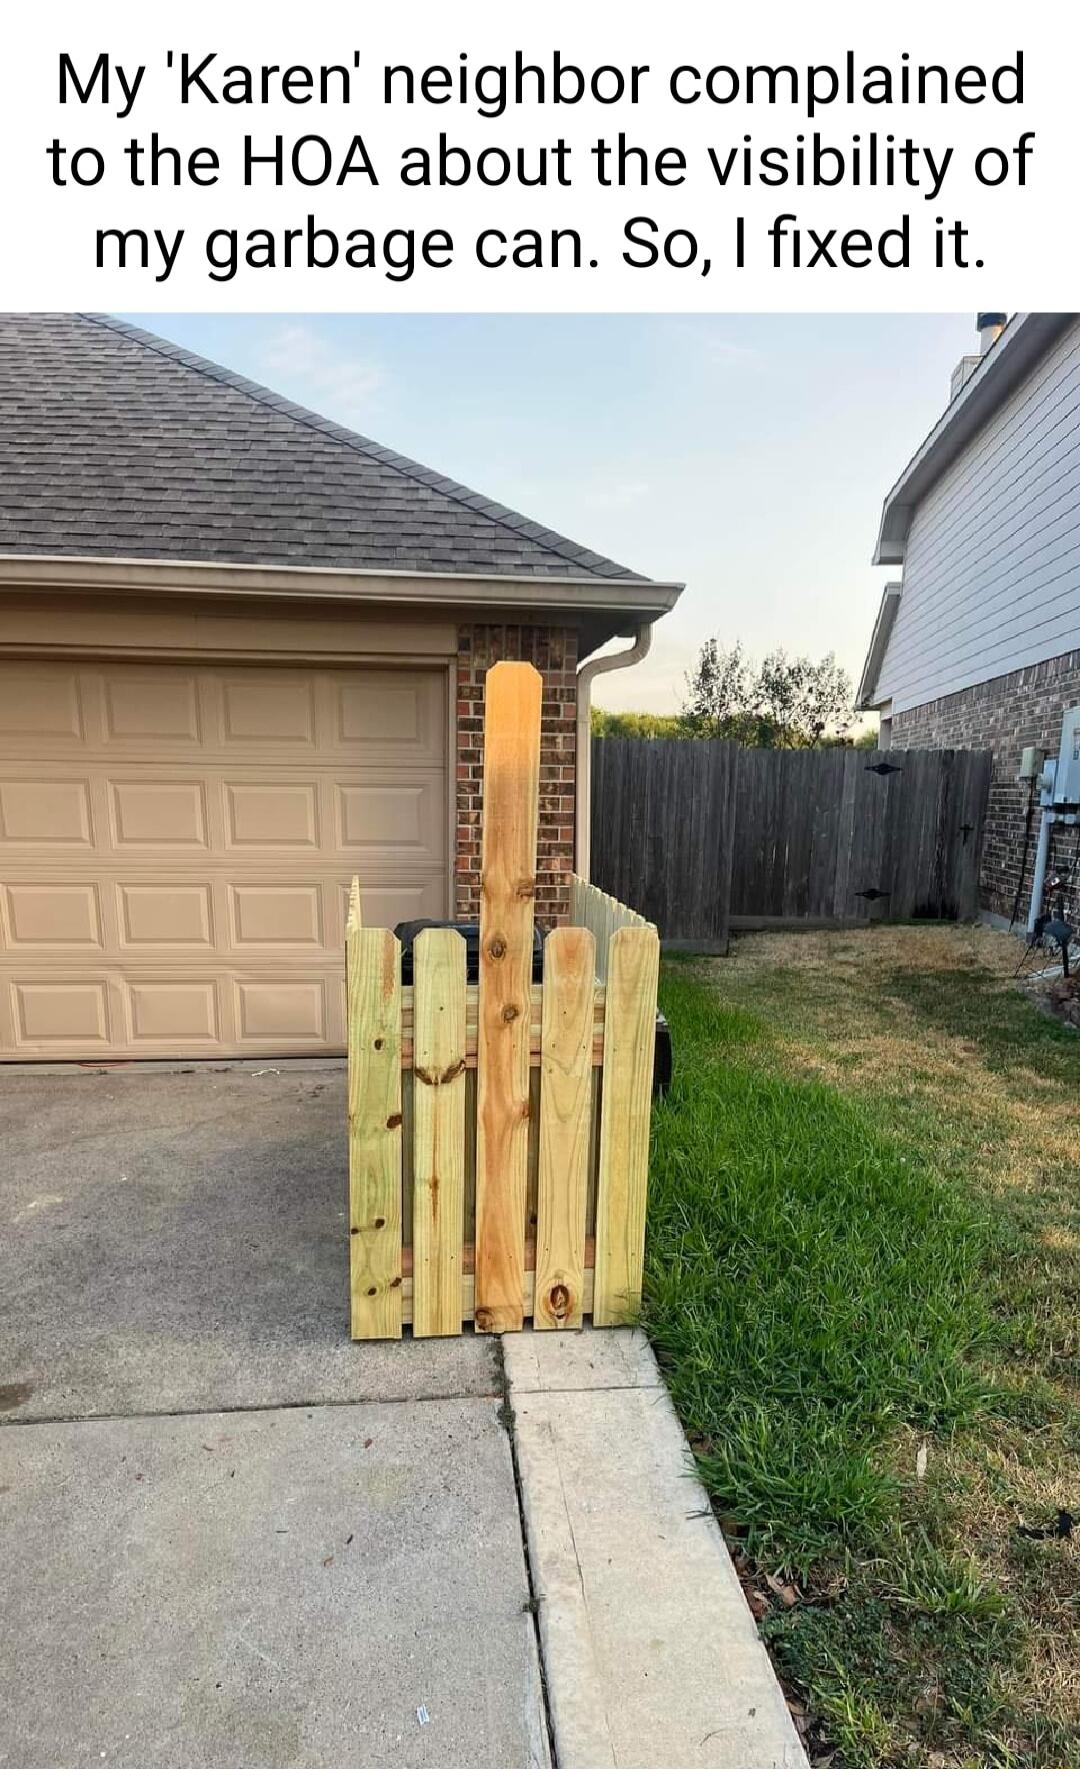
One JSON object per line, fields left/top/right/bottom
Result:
{"left": 347, "top": 662, "right": 660, "bottom": 1339}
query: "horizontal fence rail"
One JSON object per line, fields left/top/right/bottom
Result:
{"left": 591, "top": 737, "right": 992, "bottom": 947}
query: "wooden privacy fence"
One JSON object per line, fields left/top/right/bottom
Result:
{"left": 347, "top": 662, "right": 660, "bottom": 1340}
{"left": 591, "top": 737, "right": 992, "bottom": 948}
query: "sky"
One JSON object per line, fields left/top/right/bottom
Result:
{"left": 122, "top": 311, "right": 975, "bottom": 713}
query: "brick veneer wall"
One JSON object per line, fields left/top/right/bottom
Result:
{"left": 891, "top": 646, "right": 1080, "bottom": 922}
{"left": 455, "top": 623, "right": 579, "bottom": 926}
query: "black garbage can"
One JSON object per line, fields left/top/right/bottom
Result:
{"left": 393, "top": 919, "right": 672, "bottom": 1099}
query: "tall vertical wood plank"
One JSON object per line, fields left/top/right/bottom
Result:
{"left": 348, "top": 927, "right": 403, "bottom": 1339}
{"left": 346, "top": 875, "right": 363, "bottom": 935}
{"left": 534, "top": 927, "right": 595, "bottom": 1330}
{"left": 593, "top": 924, "right": 660, "bottom": 1327}
{"left": 474, "top": 661, "right": 542, "bottom": 1333}
{"left": 411, "top": 928, "right": 467, "bottom": 1337}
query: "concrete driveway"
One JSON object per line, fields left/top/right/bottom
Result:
{"left": 0, "top": 1064, "right": 548, "bottom": 1769}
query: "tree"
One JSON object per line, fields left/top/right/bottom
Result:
{"left": 591, "top": 708, "right": 688, "bottom": 738}
{"left": 681, "top": 639, "right": 757, "bottom": 740}
{"left": 754, "top": 647, "right": 853, "bottom": 747}
{"left": 679, "top": 638, "right": 854, "bottom": 748}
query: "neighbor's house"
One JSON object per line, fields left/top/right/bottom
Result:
{"left": 858, "top": 311, "right": 1080, "bottom": 922}
{"left": 0, "top": 313, "right": 679, "bottom": 1060}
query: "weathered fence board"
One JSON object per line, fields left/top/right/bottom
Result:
{"left": 411, "top": 928, "right": 467, "bottom": 1338}
{"left": 591, "top": 739, "right": 992, "bottom": 944}
{"left": 534, "top": 926, "right": 595, "bottom": 1330}
{"left": 591, "top": 737, "right": 737, "bottom": 950}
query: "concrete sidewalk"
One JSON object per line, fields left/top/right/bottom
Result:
{"left": 0, "top": 1066, "right": 546, "bottom": 1769}
{"left": 0, "top": 1065, "right": 803, "bottom": 1769}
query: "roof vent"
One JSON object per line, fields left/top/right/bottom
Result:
{"left": 977, "top": 312, "right": 1007, "bottom": 355}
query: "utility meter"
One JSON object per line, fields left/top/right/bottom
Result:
{"left": 1054, "top": 706, "right": 1080, "bottom": 806}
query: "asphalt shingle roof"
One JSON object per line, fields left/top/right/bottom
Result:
{"left": 0, "top": 313, "right": 646, "bottom": 581}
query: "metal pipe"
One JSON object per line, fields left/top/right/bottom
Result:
{"left": 1027, "top": 807, "right": 1056, "bottom": 934}
{"left": 575, "top": 624, "right": 652, "bottom": 878}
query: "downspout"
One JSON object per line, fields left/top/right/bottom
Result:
{"left": 575, "top": 624, "right": 652, "bottom": 879}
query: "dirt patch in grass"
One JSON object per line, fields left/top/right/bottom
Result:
{"left": 649, "top": 927, "right": 1080, "bottom": 1767}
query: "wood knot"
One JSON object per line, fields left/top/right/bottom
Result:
{"left": 474, "top": 1307, "right": 494, "bottom": 1333}
{"left": 515, "top": 878, "right": 536, "bottom": 901}
{"left": 374, "top": 1217, "right": 386, "bottom": 1230}
{"left": 502, "top": 1003, "right": 519, "bottom": 1023}
{"left": 487, "top": 938, "right": 507, "bottom": 961}
{"left": 415, "top": 1059, "right": 465, "bottom": 1087}
{"left": 390, "top": 1275, "right": 403, "bottom": 1289}
{"left": 548, "top": 1284, "right": 572, "bottom": 1321}
{"left": 386, "top": 1112, "right": 402, "bottom": 1130}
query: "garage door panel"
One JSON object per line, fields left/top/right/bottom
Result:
{"left": 221, "top": 673, "right": 318, "bottom": 746}
{"left": 224, "top": 781, "right": 321, "bottom": 849}
{"left": 111, "top": 779, "right": 209, "bottom": 848}
{"left": 0, "top": 659, "right": 448, "bottom": 1057}
{"left": 118, "top": 885, "right": 214, "bottom": 949}
{"left": 337, "top": 779, "right": 446, "bottom": 858}
{"left": 235, "top": 978, "right": 327, "bottom": 1043}
{"left": 11, "top": 980, "right": 111, "bottom": 1046}
{"left": 340, "top": 876, "right": 447, "bottom": 931}
{"left": 101, "top": 671, "right": 203, "bottom": 744}
{"left": 0, "top": 779, "right": 93, "bottom": 845}
{"left": 3, "top": 883, "right": 103, "bottom": 948}
{"left": 330, "top": 673, "right": 443, "bottom": 760}
{"left": 0, "top": 667, "right": 85, "bottom": 742}
{"left": 128, "top": 979, "right": 219, "bottom": 1042}
{"left": 230, "top": 884, "right": 323, "bottom": 948}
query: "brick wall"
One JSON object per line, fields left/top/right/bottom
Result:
{"left": 891, "top": 647, "right": 1080, "bottom": 922}
{"left": 455, "top": 623, "right": 579, "bottom": 926}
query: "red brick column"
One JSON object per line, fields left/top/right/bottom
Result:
{"left": 455, "top": 623, "right": 579, "bottom": 926}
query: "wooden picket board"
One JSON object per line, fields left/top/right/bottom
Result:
{"left": 348, "top": 925, "right": 403, "bottom": 1339}
{"left": 474, "top": 662, "right": 542, "bottom": 1333}
{"left": 593, "top": 924, "right": 661, "bottom": 1326}
{"left": 570, "top": 875, "right": 648, "bottom": 982}
{"left": 534, "top": 927, "right": 595, "bottom": 1330}
{"left": 411, "top": 929, "right": 467, "bottom": 1338}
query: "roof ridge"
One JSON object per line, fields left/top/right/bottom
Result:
{"left": 79, "top": 313, "right": 643, "bottom": 582}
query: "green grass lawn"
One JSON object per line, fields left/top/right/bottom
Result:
{"left": 646, "top": 926, "right": 1079, "bottom": 1769}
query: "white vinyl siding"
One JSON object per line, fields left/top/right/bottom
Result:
{"left": 876, "top": 316, "right": 1080, "bottom": 715}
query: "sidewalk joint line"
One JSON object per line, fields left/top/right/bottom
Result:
{"left": 0, "top": 1387, "right": 502, "bottom": 1430}
{"left": 497, "top": 1339, "right": 560, "bottom": 1769}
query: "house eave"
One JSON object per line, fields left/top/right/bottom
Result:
{"left": 0, "top": 551, "right": 683, "bottom": 633}
{"left": 872, "top": 312, "right": 1078, "bottom": 566}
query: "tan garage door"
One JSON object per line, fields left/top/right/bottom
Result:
{"left": 0, "top": 660, "right": 448, "bottom": 1058}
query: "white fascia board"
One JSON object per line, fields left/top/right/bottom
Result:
{"left": 856, "top": 581, "right": 902, "bottom": 710}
